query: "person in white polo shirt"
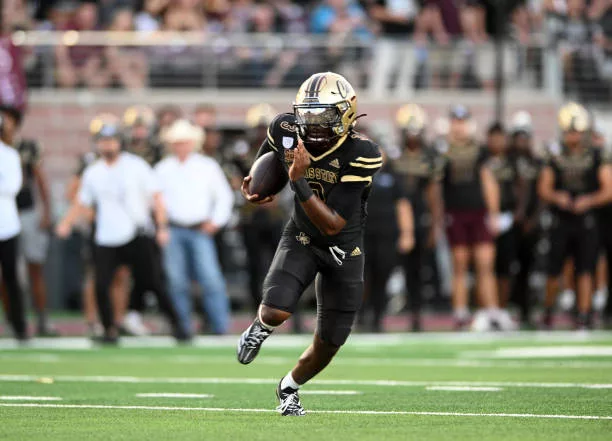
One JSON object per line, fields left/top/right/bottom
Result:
{"left": 156, "top": 119, "right": 234, "bottom": 336}
{"left": 0, "top": 115, "right": 28, "bottom": 340}
{"left": 56, "top": 117, "right": 185, "bottom": 343}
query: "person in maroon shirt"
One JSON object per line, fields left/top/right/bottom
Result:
{"left": 55, "top": 1, "right": 111, "bottom": 88}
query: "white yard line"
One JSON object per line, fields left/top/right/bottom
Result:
{"left": 0, "top": 403, "right": 610, "bottom": 420}
{"left": 0, "top": 331, "right": 611, "bottom": 350}
{"left": 0, "top": 374, "right": 610, "bottom": 389}
{"left": 426, "top": 386, "right": 503, "bottom": 392}
{"left": 4, "top": 353, "right": 612, "bottom": 370}
{"left": 136, "top": 393, "right": 214, "bottom": 399}
{"left": 0, "top": 396, "right": 62, "bottom": 401}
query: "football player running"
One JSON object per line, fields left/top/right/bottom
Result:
{"left": 237, "top": 72, "right": 382, "bottom": 416}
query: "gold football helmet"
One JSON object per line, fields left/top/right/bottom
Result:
{"left": 293, "top": 72, "right": 357, "bottom": 151}
{"left": 396, "top": 104, "right": 427, "bottom": 135}
{"left": 558, "top": 102, "right": 590, "bottom": 132}
{"left": 245, "top": 103, "right": 277, "bottom": 128}
{"left": 123, "top": 105, "right": 155, "bottom": 129}
{"left": 89, "top": 113, "right": 120, "bottom": 139}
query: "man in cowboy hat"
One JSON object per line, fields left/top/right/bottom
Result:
{"left": 155, "top": 119, "right": 234, "bottom": 337}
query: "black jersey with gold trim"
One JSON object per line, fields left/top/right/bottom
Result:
{"left": 258, "top": 113, "right": 382, "bottom": 246}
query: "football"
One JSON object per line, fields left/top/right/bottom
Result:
{"left": 248, "top": 151, "right": 288, "bottom": 199}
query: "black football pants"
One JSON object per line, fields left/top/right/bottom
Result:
{"left": 0, "top": 236, "right": 27, "bottom": 338}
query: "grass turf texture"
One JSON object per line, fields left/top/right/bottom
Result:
{"left": 0, "top": 332, "right": 611, "bottom": 440}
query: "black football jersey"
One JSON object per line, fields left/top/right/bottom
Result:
{"left": 75, "top": 151, "right": 99, "bottom": 177}
{"left": 393, "top": 146, "right": 438, "bottom": 216}
{"left": 483, "top": 150, "right": 518, "bottom": 213}
{"left": 547, "top": 145, "right": 602, "bottom": 202}
{"left": 258, "top": 113, "right": 382, "bottom": 246}
{"left": 438, "top": 141, "right": 488, "bottom": 211}
{"left": 515, "top": 153, "right": 542, "bottom": 217}
{"left": 127, "top": 140, "right": 165, "bottom": 166}
{"left": 15, "top": 139, "right": 42, "bottom": 210}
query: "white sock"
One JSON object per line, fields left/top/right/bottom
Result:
{"left": 454, "top": 307, "right": 470, "bottom": 321}
{"left": 280, "top": 371, "right": 300, "bottom": 390}
{"left": 257, "top": 307, "right": 277, "bottom": 331}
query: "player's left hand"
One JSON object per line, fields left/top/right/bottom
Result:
{"left": 201, "top": 221, "right": 220, "bottom": 236}
{"left": 572, "top": 195, "right": 592, "bottom": 214}
{"left": 398, "top": 231, "right": 415, "bottom": 254}
{"left": 156, "top": 227, "right": 170, "bottom": 247}
{"left": 289, "top": 139, "right": 311, "bottom": 182}
{"left": 40, "top": 212, "right": 52, "bottom": 230}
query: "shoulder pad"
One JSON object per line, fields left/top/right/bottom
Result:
{"left": 267, "top": 113, "right": 298, "bottom": 151}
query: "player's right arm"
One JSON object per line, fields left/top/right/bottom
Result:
{"left": 537, "top": 163, "right": 571, "bottom": 210}
{"left": 56, "top": 168, "right": 95, "bottom": 238}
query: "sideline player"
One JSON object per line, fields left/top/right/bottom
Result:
{"left": 538, "top": 103, "right": 612, "bottom": 329}
{"left": 237, "top": 72, "right": 382, "bottom": 416}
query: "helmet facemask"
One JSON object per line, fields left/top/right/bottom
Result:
{"left": 294, "top": 103, "right": 346, "bottom": 152}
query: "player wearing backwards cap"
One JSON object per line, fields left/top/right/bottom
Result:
{"left": 437, "top": 105, "right": 514, "bottom": 331}
{"left": 538, "top": 103, "right": 612, "bottom": 329}
{"left": 56, "top": 114, "right": 187, "bottom": 343}
{"left": 237, "top": 72, "right": 382, "bottom": 416}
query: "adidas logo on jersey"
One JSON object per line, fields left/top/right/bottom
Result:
{"left": 350, "top": 247, "right": 362, "bottom": 257}
{"left": 329, "top": 158, "right": 341, "bottom": 168}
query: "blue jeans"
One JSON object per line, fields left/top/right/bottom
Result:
{"left": 164, "top": 227, "right": 230, "bottom": 335}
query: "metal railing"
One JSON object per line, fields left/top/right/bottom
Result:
{"left": 12, "top": 30, "right": 562, "bottom": 99}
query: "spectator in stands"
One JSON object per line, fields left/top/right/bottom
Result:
{"left": 162, "top": 0, "right": 206, "bottom": 31}
{"left": 0, "top": 105, "right": 57, "bottom": 336}
{"left": 311, "top": 0, "right": 373, "bottom": 82}
{"left": 594, "top": 0, "right": 612, "bottom": 83}
{"left": 235, "top": 3, "right": 301, "bottom": 87}
{"left": 104, "top": 8, "right": 148, "bottom": 89}
{"left": 35, "top": 1, "right": 77, "bottom": 31}
{"left": 549, "top": 0, "right": 601, "bottom": 100}
{"left": 55, "top": 1, "right": 112, "bottom": 88}
{"left": 135, "top": 0, "right": 168, "bottom": 32}
{"left": 0, "top": 114, "right": 28, "bottom": 341}
{"left": 366, "top": 0, "right": 449, "bottom": 95}
{"left": 156, "top": 119, "right": 234, "bottom": 336}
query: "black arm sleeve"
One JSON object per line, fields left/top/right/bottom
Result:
{"left": 326, "top": 182, "right": 368, "bottom": 220}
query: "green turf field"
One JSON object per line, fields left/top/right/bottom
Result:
{"left": 0, "top": 332, "right": 611, "bottom": 440}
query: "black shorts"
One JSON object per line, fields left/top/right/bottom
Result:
{"left": 495, "top": 228, "right": 518, "bottom": 277}
{"left": 547, "top": 212, "right": 599, "bottom": 276}
{"left": 262, "top": 223, "right": 364, "bottom": 346}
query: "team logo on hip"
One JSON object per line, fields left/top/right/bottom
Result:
{"left": 295, "top": 232, "right": 310, "bottom": 246}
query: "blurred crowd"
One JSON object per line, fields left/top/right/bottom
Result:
{"left": 2, "top": 98, "right": 612, "bottom": 341}
{"left": 3, "top": 0, "right": 612, "bottom": 96}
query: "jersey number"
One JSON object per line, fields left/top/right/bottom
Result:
{"left": 308, "top": 181, "right": 326, "bottom": 202}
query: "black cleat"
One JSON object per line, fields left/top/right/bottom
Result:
{"left": 276, "top": 382, "right": 306, "bottom": 416}
{"left": 237, "top": 318, "right": 273, "bottom": 365}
